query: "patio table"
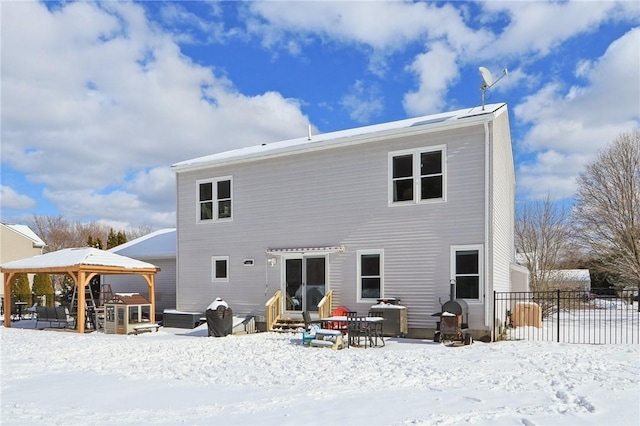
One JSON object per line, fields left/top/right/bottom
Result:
{"left": 320, "top": 315, "right": 385, "bottom": 347}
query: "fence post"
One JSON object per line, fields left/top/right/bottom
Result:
{"left": 492, "top": 291, "right": 496, "bottom": 342}
{"left": 556, "top": 289, "right": 560, "bottom": 343}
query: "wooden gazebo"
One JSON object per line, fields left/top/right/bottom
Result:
{"left": 1, "top": 247, "right": 159, "bottom": 333}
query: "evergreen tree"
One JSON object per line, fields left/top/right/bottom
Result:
{"left": 11, "top": 273, "right": 31, "bottom": 302}
{"left": 32, "top": 273, "right": 55, "bottom": 306}
{"left": 116, "top": 230, "right": 127, "bottom": 246}
{"left": 59, "top": 275, "right": 75, "bottom": 308}
{"left": 107, "top": 228, "right": 118, "bottom": 249}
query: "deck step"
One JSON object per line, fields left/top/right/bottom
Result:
{"left": 271, "top": 318, "right": 305, "bottom": 332}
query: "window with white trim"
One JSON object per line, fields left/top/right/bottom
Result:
{"left": 451, "top": 245, "right": 483, "bottom": 300}
{"left": 211, "top": 256, "right": 229, "bottom": 282}
{"left": 198, "top": 177, "right": 232, "bottom": 222}
{"left": 389, "top": 146, "right": 445, "bottom": 204}
{"left": 357, "top": 250, "right": 383, "bottom": 300}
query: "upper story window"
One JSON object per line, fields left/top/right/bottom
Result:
{"left": 389, "top": 146, "right": 446, "bottom": 205}
{"left": 198, "top": 177, "right": 232, "bottom": 222}
{"left": 451, "top": 245, "right": 483, "bottom": 301}
{"left": 357, "top": 250, "right": 384, "bottom": 301}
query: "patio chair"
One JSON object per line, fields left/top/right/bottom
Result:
{"left": 367, "top": 310, "right": 385, "bottom": 347}
{"left": 347, "top": 312, "right": 371, "bottom": 348}
{"left": 302, "top": 311, "right": 323, "bottom": 331}
{"left": 328, "top": 306, "right": 349, "bottom": 333}
{"left": 25, "top": 303, "right": 38, "bottom": 319}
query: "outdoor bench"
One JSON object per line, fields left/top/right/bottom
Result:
{"left": 309, "top": 328, "right": 345, "bottom": 350}
{"left": 133, "top": 323, "right": 160, "bottom": 335}
{"left": 35, "top": 306, "right": 75, "bottom": 328}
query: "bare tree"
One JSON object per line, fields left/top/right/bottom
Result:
{"left": 30, "top": 215, "right": 78, "bottom": 252}
{"left": 572, "top": 129, "right": 640, "bottom": 289}
{"left": 515, "top": 196, "right": 573, "bottom": 291}
{"left": 29, "top": 215, "right": 152, "bottom": 253}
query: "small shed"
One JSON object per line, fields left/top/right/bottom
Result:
{"left": 104, "top": 293, "right": 153, "bottom": 335}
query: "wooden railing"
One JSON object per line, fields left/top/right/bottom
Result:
{"left": 265, "top": 290, "right": 282, "bottom": 331}
{"left": 265, "top": 289, "right": 333, "bottom": 331}
{"left": 317, "top": 289, "right": 333, "bottom": 319}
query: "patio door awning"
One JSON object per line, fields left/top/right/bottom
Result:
{"left": 265, "top": 245, "right": 345, "bottom": 255}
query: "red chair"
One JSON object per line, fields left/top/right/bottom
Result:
{"left": 329, "top": 306, "right": 349, "bottom": 333}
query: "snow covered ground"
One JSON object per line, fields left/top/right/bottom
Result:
{"left": 1, "top": 320, "right": 638, "bottom": 426}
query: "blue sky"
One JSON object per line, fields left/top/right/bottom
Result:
{"left": 1, "top": 1, "right": 639, "bottom": 231}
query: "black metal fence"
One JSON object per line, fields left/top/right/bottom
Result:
{"left": 494, "top": 290, "right": 639, "bottom": 344}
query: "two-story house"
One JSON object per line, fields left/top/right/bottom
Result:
{"left": 171, "top": 103, "right": 525, "bottom": 340}
{"left": 0, "top": 223, "right": 46, "bottom": 300}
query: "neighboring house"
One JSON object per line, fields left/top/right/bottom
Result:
{"left": 0, "top": 223, "right": 46, "bottom": 298}
{"left": 548, "top": 269, "right": 591, "bottom": 292}
{"left": 515, "top": 253, "right": 589, "bottom": 292}
{"left": 106, "top": 228, "right": 176, "bottom": 316}
{"left": 171, "top": 103, "right": 525, "bottom": 340}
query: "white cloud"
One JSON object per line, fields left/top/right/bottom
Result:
{"left": 514, "top": 28, "right": 640, "bottom": 199}
{"left": 340, "top": 81, "right": 384, "bottom": 123}
{"left": 246, "top": 2, "right": 431, "bottom": 51}
{"left": 0, "top": 186, "right": 36, "bottom": 210}
{"left": 403, "top": 42, "right": 459, "bottom": 115}
{"left": 1, "top": 2, "right": 310, "bottom": 228}
{"left": 479, "top": 1, "right": 637, "bottom": 58}
{"left": 244, "top": 1, "right": 493, "bottom": 107}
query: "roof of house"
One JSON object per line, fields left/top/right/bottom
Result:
{"left": 172, "top": 103, "right": 507, "bottom": 172}
{"left": 1, "top": 223, "right": 46, "bottom": 247}
{"left": 109, "top": 228, "right": 176, "bottom": 259}
{"left": 0, "top": 247, "right": 158, "bottom": 271}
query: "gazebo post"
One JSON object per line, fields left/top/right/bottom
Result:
{"left": 77, "top": 271, "right": 86, "bottom": 334}
{"left": 144, "top": 274, "right": 156, "bottom": 323}
{"left": 3, "top": 272, "right": 14, "bottom": 328}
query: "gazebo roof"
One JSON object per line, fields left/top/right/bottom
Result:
{"left": 0, "top": 247, "right": 159, "bottom": 273}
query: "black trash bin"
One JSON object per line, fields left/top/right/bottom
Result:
{"left": 206, "top": 305, "right": 233, "bottom": 337}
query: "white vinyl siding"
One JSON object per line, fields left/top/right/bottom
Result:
{"left": 174, "top": 114, "right": 511, "bottom": 335}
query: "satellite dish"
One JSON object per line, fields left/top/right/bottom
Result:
{"left": 478, "top": 66, "right": 508, "bottom": 110}
{"left": 479, "top": 66, "right": 494, "bottom": 88}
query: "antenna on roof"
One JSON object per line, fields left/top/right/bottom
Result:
{"left": 307, "top": 124, "right": 312, "bottom": 141}
{"left": 479, "top": 66, "right": 507, "bottom": 110}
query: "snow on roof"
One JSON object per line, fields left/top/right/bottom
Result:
{"left": 107, "top": 293, "right": 151, "bottom": 305}
{"left": 549, "top": 269, "right": 591, "bottom": 282}
{"left": 172, "top": 103, "right": 507, "bottom": 172}
{"left": 109, "top": 228, "right": 176, "bottom": 259}
{"left": 2, "top": 223, "right": 46, "bottom": 247}
{"left": 0, "top": 247, "right": 158, "bottom": 270}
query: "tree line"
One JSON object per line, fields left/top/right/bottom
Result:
{"left": 516, "top": 129, "right": 640, "bottom": 293}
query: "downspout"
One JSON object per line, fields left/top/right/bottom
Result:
{"left": 484, "top": 120, "right": 492, "bottom": 332}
